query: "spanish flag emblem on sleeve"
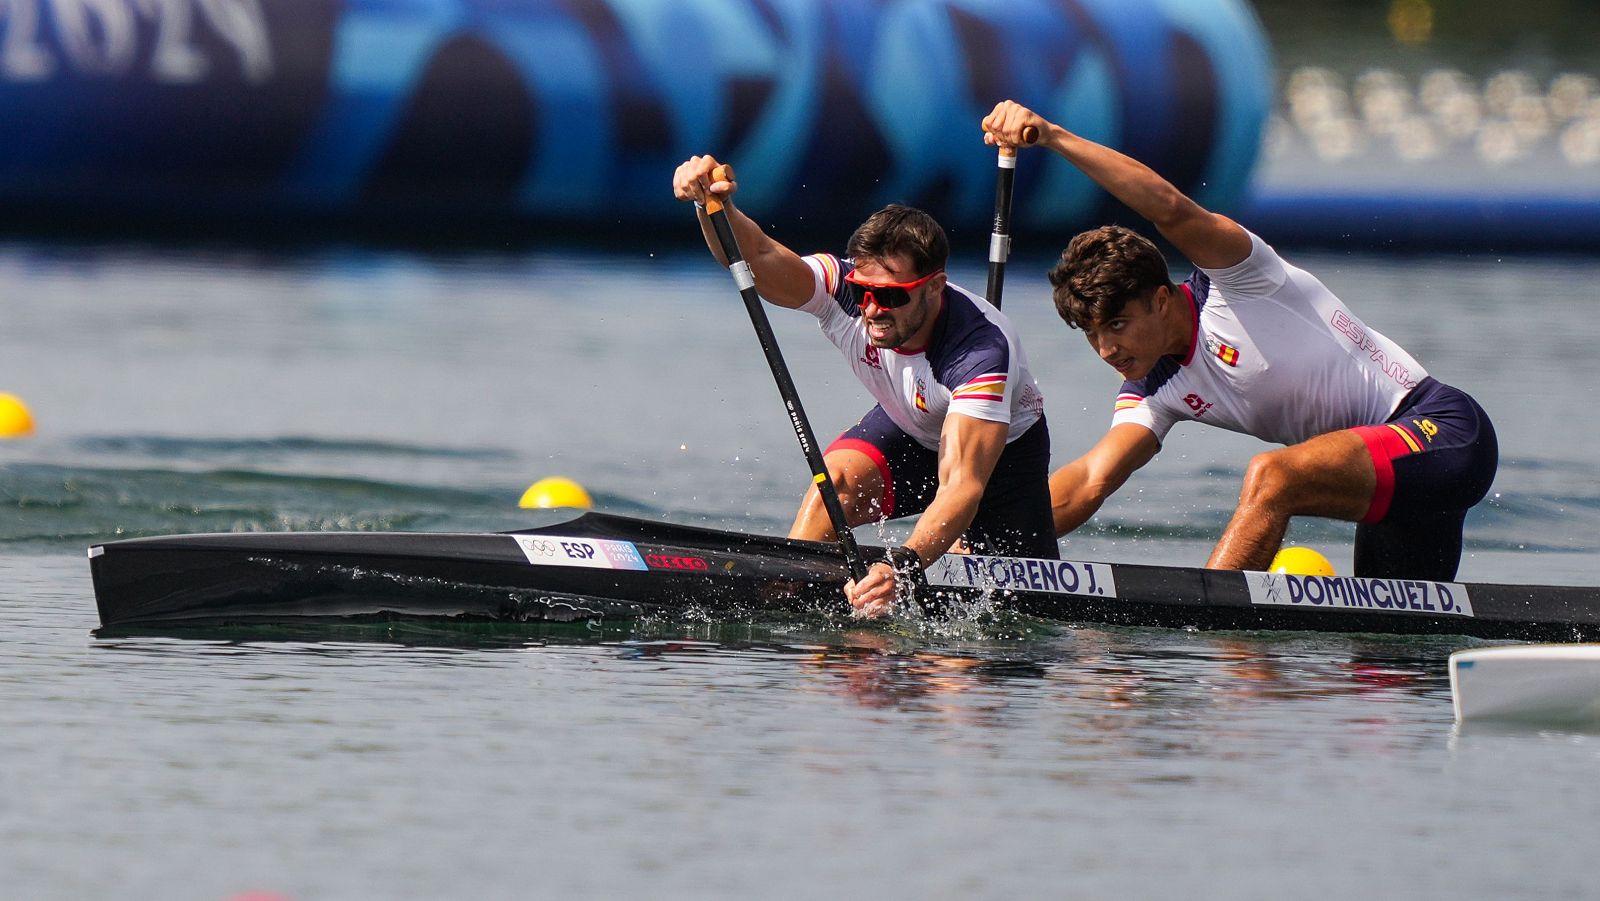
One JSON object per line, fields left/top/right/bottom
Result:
{"left": 1205, "top": 334, "right": 1240, "bottom": 367}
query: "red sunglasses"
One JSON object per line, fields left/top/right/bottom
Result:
{"left": 843, "top": 268, "right": 943, "bottom": 310}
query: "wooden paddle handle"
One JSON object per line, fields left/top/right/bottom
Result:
{"left": 705, "top": 164, "right": 734, "bottom": 215}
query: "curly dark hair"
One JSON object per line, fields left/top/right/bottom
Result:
{"left": 846, "top": 204, "right": 948, "bottom": 277}
{"left": 1047, "top": 226, "right": 1174, "bottom": 329}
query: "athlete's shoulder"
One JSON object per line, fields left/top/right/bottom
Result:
{"left": 1198, "top": 230, "right": 1289, "bottom": 296}
{"left": 802, "top": 252, "right": 845, "bottom": 293}
{"left": 930, "top": 287, "right": 1011, "bottom": 377}
{"left": 940, "top": 285, "right": 1005, "bottom": 332}
{"left": 800, "top": 252, "right": 860, "bottom": 316}
{"left": 1118, "top": 356, "right": 1182, "bottom": 400}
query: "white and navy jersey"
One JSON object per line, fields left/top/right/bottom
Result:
{"left": 1114, "top": 231, "right": 1426, "bottom": 446}
{"left": 799, "top": 253, "right": 1046, "bottom": 450}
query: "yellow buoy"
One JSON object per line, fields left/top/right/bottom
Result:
{"left": 518, "top": 476, "right": 593, "bottom": 510}
{"left": 1270, "top": 546, "right": 1336, "bottom": 577}
{"left": 0, "top": 393, "right": 35, "bottom": 438}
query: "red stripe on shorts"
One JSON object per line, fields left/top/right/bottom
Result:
{"left": 825, "top": 437, "right": 894, "bottom": 519}
{"left": 1352, "top": 423, "right": 1421, "bottom": 524}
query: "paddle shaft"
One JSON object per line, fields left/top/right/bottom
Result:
{"left": 702, "top": 176, "right": 869, "bottom": 582}
{"left": 984, "top": 125, "right": 1038, "bottom": 311}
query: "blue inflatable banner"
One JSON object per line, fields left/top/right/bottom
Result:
{"left": 0, "top": 0, "right": 1271, "bottom": 237}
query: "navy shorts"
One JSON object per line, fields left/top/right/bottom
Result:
{"left": 1350, "top": 377, "right": 1498, "bottom": 580}
{"left": 827, "top": 406, "right": 1059, "bottom": 560}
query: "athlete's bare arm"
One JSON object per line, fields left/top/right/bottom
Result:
{"left": 847, "top": 414, "right": 1009, "bottom": 617}
{"left": 672, "top": 155, "right": 816, "bottom": 309}
{"left": 1049, "top": 423, "right": 1160, "bottom": 536}
{"left": 981, "top": 101, "right": 1253, "bottom": 270}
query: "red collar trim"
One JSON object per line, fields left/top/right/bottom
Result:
{"left": 1177, "top": 282, "right": 1200, "bottom": 366}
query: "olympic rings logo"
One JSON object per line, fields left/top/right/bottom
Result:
{"left": 523, "top": 538, "right": 560, "bottom": 557}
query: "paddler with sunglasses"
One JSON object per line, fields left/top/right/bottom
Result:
{"left": 674, "top": 155, "right": 1058, "bottom": 618}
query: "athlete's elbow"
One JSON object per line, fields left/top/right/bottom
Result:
{"left": 1051, "top": 483, "right": 1109, "bottom": 536}
{"left": 940, "top": 475, "right": 988, "bottom": 508}
{"left": 1146, "top": 187, "right": 1203, "bottom": 233}
{"left": 1052, "top": 503, "right": 1095, "bottom": 537}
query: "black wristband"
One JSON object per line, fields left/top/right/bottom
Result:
{"left": 889, "top": 545, "right": 921, "bottom": 571}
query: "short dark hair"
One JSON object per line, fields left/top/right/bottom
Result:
{"left": 1047, "top": 226, "right": 1174, "bottom": 329}
{"left": 847, "top": 204, "right": 948, "bottom": 277}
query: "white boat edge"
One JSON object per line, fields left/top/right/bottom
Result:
{"left": 1450, "top": 643, "right": 1600, "bottom": 724}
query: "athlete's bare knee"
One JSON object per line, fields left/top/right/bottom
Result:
{"left": 821, "top": 457, "right": 883, "bottom": 522}
{"left": 824, "top": 460, "right": 862, "bottom": 501}
{"left": 1238, "top": 451, "right": 1296, "bottom": 508}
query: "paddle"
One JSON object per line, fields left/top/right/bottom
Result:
{"left": 701, "top": 166, "right": 869, "bottom": 582}
{"left": 984, "top": 125, "right": 1038, "bottom": 310}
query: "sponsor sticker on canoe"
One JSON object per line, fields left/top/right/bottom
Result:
{"left": 926, "top": 554, "right": 1117, "bottom": 598}
{"left": 511, "top": 535, "right": 649, "bottom": 571}
{"left": 1244, "top": 573, "right": 1474, "bottom": 617}
{"left": 645, "top": 554, "right": 709, "bottom": 571}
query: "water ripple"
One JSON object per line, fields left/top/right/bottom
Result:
{"left": 0, "top": 461, "right": 567, "bottom": 547}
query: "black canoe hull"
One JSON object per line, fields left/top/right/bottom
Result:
{"left": 90, "top": 514, "right": 857, "bottom": 627}
{"left": 89, "top": 511, "right": 1600, "bottom": 641}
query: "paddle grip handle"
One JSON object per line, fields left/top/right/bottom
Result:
{"left": 997, "top": 125, "right": 1040, "bottom": 159}
{"left": 704, "top": 164, "right": 734, "bottom": 215}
